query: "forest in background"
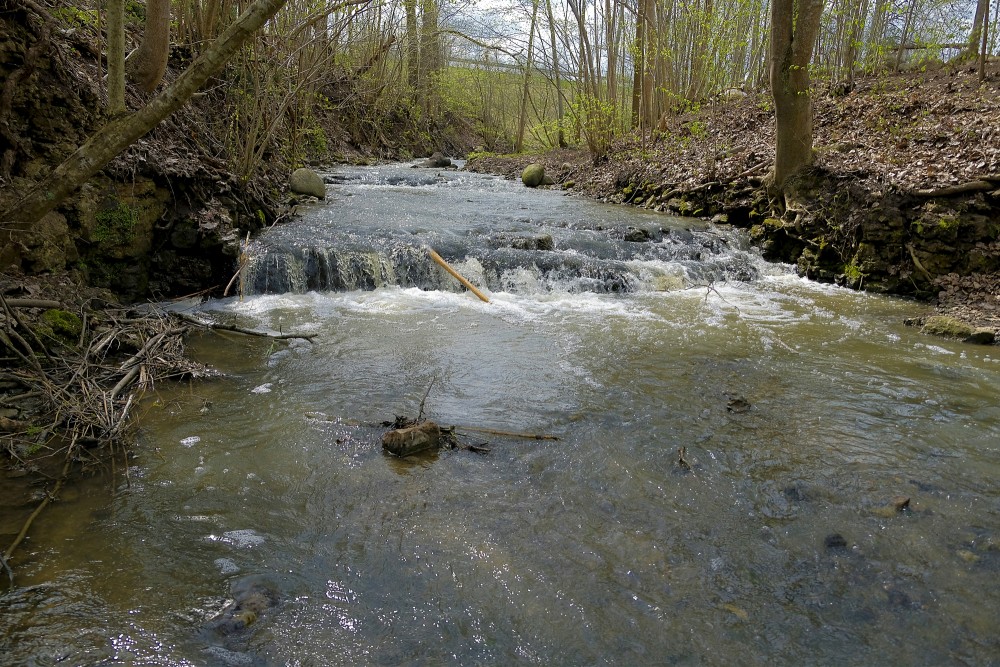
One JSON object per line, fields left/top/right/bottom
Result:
{"left": 3, "top": 0, "right": 996, "bottom": 193}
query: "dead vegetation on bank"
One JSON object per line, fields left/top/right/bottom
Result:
{"left": 0, "top": 272, "right": 212, "bottom": 582}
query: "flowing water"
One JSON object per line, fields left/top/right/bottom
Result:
{"left": 3, "top": 163, "right": 1000, "bottom": 666}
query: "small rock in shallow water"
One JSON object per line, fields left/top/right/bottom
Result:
{"left": 824, "top": 533, "right": 848, "bottom": 550}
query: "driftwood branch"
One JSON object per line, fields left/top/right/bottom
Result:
{"left": 428, "top": 249, "right": 490, "bottom": 303}
{"left": 172, "top": 312, "right": 316, "bottom": 341}
{"left": 4, "top": 299, "right": 62, "bottom": 309}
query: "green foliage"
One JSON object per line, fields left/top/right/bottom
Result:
{"left": 570, "top": 95, "right": 621, "bottom": 159}
{"left": 93, "top": 202, "right": 138, "bottom": 246}
{"left": 842, "top": 260, "right": 864, "bottom": 283}
{"left": 51, "top": 6, "right": 98, "bottom": 28}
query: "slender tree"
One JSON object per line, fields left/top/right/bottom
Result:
{"left": 515, "top": 0, "right": 541, "bottom": 152}
{"left": 768, "top": 0, "right": 825, "bottom": 193}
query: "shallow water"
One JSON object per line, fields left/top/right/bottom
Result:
{"left": 3, "top": 164, "right": 999, "bottom": 666}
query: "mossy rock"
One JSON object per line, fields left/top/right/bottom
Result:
{"left": 920, "top": 315, "right": 995, "bottom": 345}
{"left": 41, "top": 309, "right": 83, "bottom": 343}
{"left": 521, "top": 163, "right": 545, "bottom": 188}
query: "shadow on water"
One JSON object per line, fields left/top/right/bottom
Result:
{"left": 2, "top": 162, "right": 999, "bottom": 666}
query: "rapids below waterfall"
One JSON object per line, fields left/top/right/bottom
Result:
{"left": 3, "top": 163, "right": 999, "bottom": 666}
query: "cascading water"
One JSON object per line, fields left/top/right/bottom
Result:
{"left": 240, "top": 163, "right": 776, "bottom": 296}
{"left": 4, "top": 161, "right": 999, "bottom": 667}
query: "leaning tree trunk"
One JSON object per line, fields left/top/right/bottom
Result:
{"left": 768, "top": 0, "right": 825, "bottom": 195}
{"left": 0, "top": 0, "right": 298, "bottom": 225}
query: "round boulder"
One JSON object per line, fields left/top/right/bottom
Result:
{"left": 289, "top": 167, "right": 326, "bottom": 199}
{"left": 521, "top": 163, "right": 546, "bottom": 188}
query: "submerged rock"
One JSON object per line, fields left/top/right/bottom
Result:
{"left": 413, "top": 152, "right": 454, "bottom": 168}
{"left": 289, "top": 168, "right": 326, "bottom": 199}
{"left": 824, "top": 533, "right": 848, "bottom": 550}
{"left": 204, "top": 576, "right": 282, "bottom": 637}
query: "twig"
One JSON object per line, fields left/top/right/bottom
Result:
{"left": 452, "top": 425, "right": 560, "bottom": 440}
{"left": 3, "top": 451, "right": 73, "bottom": 567}
{"left": 417, "top": 377, "right": 437, "bottom": 422}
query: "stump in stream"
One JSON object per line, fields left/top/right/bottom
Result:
{"left": 382, "top": 420, "right": 442, "bottom": 457}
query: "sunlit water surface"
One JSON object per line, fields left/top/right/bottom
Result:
{"left": 3, "top": 164, "right": 999, "bottom": 666}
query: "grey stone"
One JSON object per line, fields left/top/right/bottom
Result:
{"left": 289, "top": 167, "right": 326, "bottom": 198}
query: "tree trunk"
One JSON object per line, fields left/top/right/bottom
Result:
{"left": 126, "top": 0, "right": 171, "bottom": 92}
{"left": 405, "top": 0, "right": 419, "bottom": 90}
{"left": 545, "top": 0, "right": 566, "bottom": 147}
{"left": 639, "top": 0, "right": 654, "bottom": 128}
{"left": 769, "top": 0, "right": 825, "bottom": 194}
{"left": 106, "top": 0, "right": 126, "bottom": 113}
{"left": 515, "top": 0, "right": 540, "bottom": 152}
{"left": 0, "top": 0, "right": 296, "bottom": 225}
{"left": 630, "top": 0, "right": 645, "bottom": 126}
{"left": 963, "top": 0, "right": 990, "bottom": 61}
{"left": 419, "top": 0, "right": 440, "bottom": 116}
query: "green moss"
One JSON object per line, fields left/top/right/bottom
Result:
{"left": 41, "top": 309, "right": 82, "bottom": 343}
{"left": 763, "top": 217, "right": 783, "bottom": 229}
{"left": 842, "top": 261, "right": 863, "bottom": 283}
{"left": 93, "top": 202, "right": 139, "bottom": 246}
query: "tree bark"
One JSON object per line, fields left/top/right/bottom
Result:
{"left": 106, "top": 0, "right": 126, "bottom": 113}
{"left": 0, "top": 0, "right": 296, "bottom": 225}
{"left": 126, "top": 0, "right": 171, "bottom": 92}
{"left": 963, "top": 0, "right": 990, "bottom": 61}
{"left": 768, "top": 0, "right": 825, "bottom": 193}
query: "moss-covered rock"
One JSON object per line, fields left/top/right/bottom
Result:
{"left": 41, "top": 308, "right": 83, "bottom": 343}
{"left": 521, "top": 163, "right": 546, "bottom": 188}
{"left": 920, "top": 315, "right": 995, "bottom": 345}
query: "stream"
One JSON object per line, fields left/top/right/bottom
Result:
{"left": 3, "top": 163, "right": 999, "bottom": 666}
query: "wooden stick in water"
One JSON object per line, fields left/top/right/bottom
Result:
{"left": 427, "top": 249, "right": 490, "bottom": 303}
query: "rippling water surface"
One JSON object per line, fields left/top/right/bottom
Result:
{"left": 3, "top": 164, "right": 999, "bottom": 666}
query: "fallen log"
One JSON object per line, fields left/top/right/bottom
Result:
{"left": 913, "top": 180, "right": 995, "bottom": 197}
{"left": 428, "top": 249, "right": 490, "bottom": 303}
{"left": 172, "top": 312, "right": 316, "bottom": 341}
